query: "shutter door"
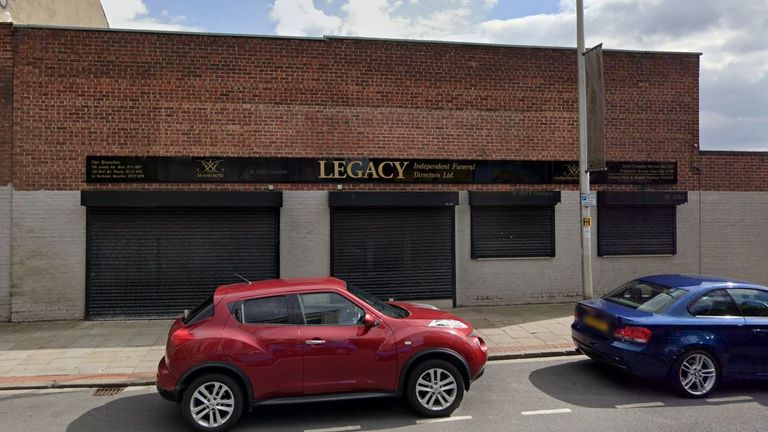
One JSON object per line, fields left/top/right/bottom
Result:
{"left": 472, "top": 206, "right": 555, "bottom": 258}
{"left": 87, "top": 207, "right": 278, "bottom": 319}
{"left": 598, "top": 206, "right": 676, "bottom": 256}
{"left": 331, "top": 207, "right": 454, "bottom": 301}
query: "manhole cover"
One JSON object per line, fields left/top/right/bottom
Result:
{"left": 92, "top": 387, "right": 125, "bottom": 396}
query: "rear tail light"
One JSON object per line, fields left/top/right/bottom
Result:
{"left": 170, "top": 327, "right": 194, "bottom": 347}
{"left": 614, "top": 326, "right": 652, "bottom": 343}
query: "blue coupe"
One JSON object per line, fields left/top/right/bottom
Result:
{"left": 572, "top": 274, "right": 768, "bottom": 397}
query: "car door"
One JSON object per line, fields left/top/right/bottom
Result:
{"left": 295, "top": 291, "right": 398, "bottom": 395}
{"left": 727, "top": 288, "right": 768, "bottom": 376}
{"left": 221, "top": 295, "right": 304, "bottom": 399}
{"left": 686, "top": 289, "right": 751, "bottom": 375}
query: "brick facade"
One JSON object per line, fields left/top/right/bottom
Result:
{"left": 0, "top": 24, "right": 13, "bottom": 186}
{"left": 6, "top": 26, "right": 720, "bottom": 192}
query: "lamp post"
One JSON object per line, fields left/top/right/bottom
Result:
{"left": 577, "top": 0, "right": 594, "bottom": 300}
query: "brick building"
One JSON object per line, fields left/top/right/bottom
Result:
{"left": 0, "top": 23, "right": 766, "bottom": 321}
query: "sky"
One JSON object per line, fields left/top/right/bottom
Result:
{"left": 99, "top": 0, "right": 768, "bottom": 151}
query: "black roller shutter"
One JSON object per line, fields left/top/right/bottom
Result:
{"left": 87, "top": 207, "right": 278, "bottom": 319}
{"left": 472, "top": 206, "right": 555, "bottom": 258}
{"left": 331, "top": 207, "right": 455, "bottom": 302}
{"left": 597, "top": 206, "right": 676, "bottom": 256}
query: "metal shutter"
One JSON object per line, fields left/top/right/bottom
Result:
{"left": 472, "top": 206, "right": 555, "bottom": 258}
{"left": 331, "top": 207, "right": 455, "bottom": 301}
{"left": 87, "top": 207, "right": 278, "bottom": 319}
{"left": 598, "top": 206, "right": 676, "bottom": 256}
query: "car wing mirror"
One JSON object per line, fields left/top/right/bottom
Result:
{"left": 363, "top": 313, "right": 381, "bottom": 328}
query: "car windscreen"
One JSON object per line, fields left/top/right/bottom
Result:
{"left": 603, "top": 280, "right": 687, "bottom": 313}
{"left": 348, "top": 286, "right": 408, "bottom": 318}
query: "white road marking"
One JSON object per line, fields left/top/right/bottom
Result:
{"left": 615, "top": 402, "right": 665, "bottom": 409}
{"left": 705, "top": 396, "right": 754, "bottom": 403}
{"left": 304, "top": 426, "right": 361, "bottom": 432}
{"left": 521, "top": 408, "right": 572, "bottom": 416}
{"left": 490, "top": 355, "right": 587, "bottom": 365}
{"left": 415, "top": 416, "right": 473, "bottom": 424}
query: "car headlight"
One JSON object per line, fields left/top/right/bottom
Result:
{"left": 428, "top": 319, "right": 468, "bottom": 329}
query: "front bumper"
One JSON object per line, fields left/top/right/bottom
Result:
{"left": 571, "top": 323, "right": 670, "bottom": 379}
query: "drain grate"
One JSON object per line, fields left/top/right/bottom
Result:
{"left": 92, "top": 386, "right": 125, "bottom": 396}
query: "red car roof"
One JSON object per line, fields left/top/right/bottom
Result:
{"left": 214, "top": 277, "right": 347, "bottom": 302}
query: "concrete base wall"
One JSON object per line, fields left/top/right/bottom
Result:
{"left": 0, "top": 186, "right": 10, "bottom": 321}
{"left": 3, "top": 189, "right": 766, "bottom": 320}
{"left": 280, "top": 191, "right": 330, "bottom": 278}
{"left": 700, "top": 192, "right": 768, "bottom": 285}
{"left": 456, "top": 191, "right": 582, "bottom": 306}
{"left": 591, "top": 194, "right": 701, "bottom": 297}
{"left": 10, "top": 191, "right": 85, "bottom": 321}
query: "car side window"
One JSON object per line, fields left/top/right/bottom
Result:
{"left": 727, "top": 289, "right": 768, "bottom": 317}
{"left": 688, "top": 289, "right": 741, "bottom": 317}
{"left": 241, "top": 295, "right": 290, "bottom": 325}
{"left": 299, "top": 292, "right": 365, "bottom": 326}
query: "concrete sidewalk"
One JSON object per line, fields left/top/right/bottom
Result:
{"left": 0, "top": 303, "right": 576, "bottom": 389}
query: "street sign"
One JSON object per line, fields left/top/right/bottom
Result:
{"left": 580, "top": 192, "right": 597, "bottom": 207}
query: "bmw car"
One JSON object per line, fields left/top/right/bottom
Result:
{"left": 157, "top": 277, "right": 487, "bottom": 431}
{"left": 572, "top": 274, "right": 768, "bottom": 397}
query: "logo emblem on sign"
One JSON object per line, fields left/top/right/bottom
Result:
{"left": 196, "top": 159, "right": 225, "bottom": 178}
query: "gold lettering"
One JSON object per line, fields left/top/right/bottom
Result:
{"left": 364, "top": 162, "right": 380, "bottom": 179}
{"left": 333, "top": 160, "right": 347, "bottom": 178}
{"left": 377, "top": 161, "right": 394, "bottom": 179}
{"left": 393, "top": 161, "right": 409, "bottom": 179}
{"left": 347, "top": 160, "right": 364, "bottom": 179}
{"left": 318, "top": 160, "right": 333, "bottom": 179}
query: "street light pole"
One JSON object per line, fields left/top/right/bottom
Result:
{"left": 577, "top": 0, "right": 594, "bottom": 300}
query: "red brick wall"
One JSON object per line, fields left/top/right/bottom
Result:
{"left": 699, "top": 151, "right": 768, "bottom": 191}
{"left": 0, "top": 23, "right": 12, "bottom": 186}
{"left": 11, "top": 27, "right": 704, "bottom": 191}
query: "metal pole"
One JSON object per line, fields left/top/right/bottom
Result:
{"left": 577, "top": 0, "right": 594, "bottom": 299}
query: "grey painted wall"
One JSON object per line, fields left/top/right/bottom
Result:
{"left": 0, "top": 186, "right": 10, "bottom": 321}
{"left": 591, "top": 194, "right": 701, "bottom": 297}
{"left": 11, "top": 191, "right": 85, "bottom": 321}
{"left": 280, "top": 191, "right": 331, "bottom": 279}
{"left": 456, "top": 191, "right": 702, "bottom": 305}
{"left": 456, "top": 191, "right": 582, "bottom": 306}
{"left": 700, "top": 192, "right": 768, "bottom": 285}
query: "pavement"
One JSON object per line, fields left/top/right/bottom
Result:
{"left": 0, "top": 303, "right": 576, "bottom": 389}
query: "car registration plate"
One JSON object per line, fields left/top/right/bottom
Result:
{"left": 583, "top": 315, "right": 609, "bottom": 332}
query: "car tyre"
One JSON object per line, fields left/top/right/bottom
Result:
{"left": 406, "top": 359, "right": 465, "bottom": 417}
{"left": 181, "top": 373, "right": 244, "bottom": 432}
{"left": 671, "top": 349, "right": 720, "bottom": 398}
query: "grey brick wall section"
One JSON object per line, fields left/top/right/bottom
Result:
{"left": 0, "top": 186, "right": 11, "bottom": 321}
{"left": 280, "top": 191, "right": 330, "bottom": 279}
{"left": 700, "top": 192, "right": 768, "bottom": 285}
{"left": 457, "top": 191, "right": 702, "bottom": 306}
{"left": 592, "top": 194, "right": 701, "bottom": 297}
{"left": 11, "top": 191, "right": 85, "bottom": 321}
{"left": 456, "top": 191, "right": 582, "bottom": 306}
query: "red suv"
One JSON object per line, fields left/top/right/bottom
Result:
{"left": 157, "top": 277, "right": 487, "bottom": 431}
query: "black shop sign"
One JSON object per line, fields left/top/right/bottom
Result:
{"left": 86, "top": 156, "right": 677, "bottom": 185}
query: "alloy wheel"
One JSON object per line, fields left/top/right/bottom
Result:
{"left": 415, "top": 368, "right": 458, "bottom": 411}
{"left": 189, "top": 381, "right": 236, "bottom": 428}
{"left": 678, "top": 353, "right": 717, "bottom": 396}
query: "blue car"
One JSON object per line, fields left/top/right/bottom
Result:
{"left": 572, "top": 274, "right": 768, "bottom": 397}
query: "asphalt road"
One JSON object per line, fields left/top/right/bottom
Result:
{"left": 3, "top": 356, "right": 768, "bottom": 432}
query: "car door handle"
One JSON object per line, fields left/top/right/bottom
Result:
{"left": 305, "top": 339, "right": 326, "bottom": 345}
